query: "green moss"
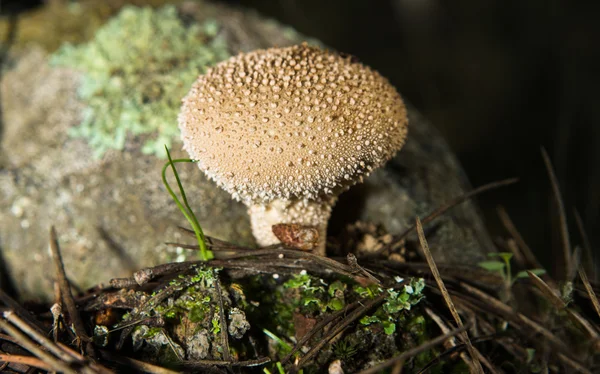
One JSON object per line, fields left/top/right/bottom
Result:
{"left": 211, "top": 313, "right": 221, "bottom": 335}
{"left": 142, "top": 326, "right": 164, "bottom": 339}
{"left": 284, "top": 273, "right": 341, "bottom": 312}
{"left": 358, "top": 278, "right": 426, "bottom": 336}
{"left": 50, "top": 5, "right": 230, "bottom": 158}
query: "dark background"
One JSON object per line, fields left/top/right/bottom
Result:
{"left": 3, "top": 0, "right": 599, "bottom": 278}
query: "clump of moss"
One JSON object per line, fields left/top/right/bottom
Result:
{"left": 240, "top": 271, "right": 430, "bottom": 371}
{"left": 357, "top": 277, "right": 426, "bottom": 336}
{"left": 101, "top": 267, "right": 251, "bottom": 362}
{"left": 50, "top": 5, "right": 230, "bottom": 158}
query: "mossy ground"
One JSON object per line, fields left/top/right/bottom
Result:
{"left": 91, "top": 264, "right": 436, "bottom": 373}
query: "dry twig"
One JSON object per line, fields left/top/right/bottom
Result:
{"left": 98, "top": 349, "right": 180, "bottom": 374}
{"left": 390, "top": 178, "right": 518, "bottom": 245}
{"left": 281, "top": 299, "right": 363, "bottom": 364}
{"left": 0, "top": 353, "right": 54, "bottom": 371}
{"left": 213, "top": 269, "right": 232, "bottom": 362}
{"left": 541, "top": 148, "right": 572, "bottom": 279}
{"left": 357, "top": 324, "right": 470, "bottom": 374}
{"left": 497, "top": 206, "right": 542, "bottom": 270}
{"left": 49, "top": 226, "right": 90, "bottom": 345}
{"left": 416, "top": 217, "right": 484, "bottom": 374}
{"left": 0, "top": 318, "right": 78, "bottom": 374}
{"left": 296, "top": 294, "right": 387, "bottom": 369}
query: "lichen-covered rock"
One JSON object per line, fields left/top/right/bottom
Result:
{"left": 0, "top": 0, "right": 492, "bottom": 299}
{"left": 51, "top": 5, "right": 230, "bottom": 158}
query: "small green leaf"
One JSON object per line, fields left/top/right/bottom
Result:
{"left": 383, "top": 321, "right": 396, "bottom": 335}
{"left": 211, "top": 318, "right": 220, "bottom": 334}
{"left": 303, "top": 296, "right": 322, "bottom": 307}
{"left": 411, "top": 278, "right": 426, "bottom": 294}
{"left": 284, "top": 274, "right": 311, "bottom": 289}
{"left": 354, "top": 284, "right": 381, "bottom": 298}
{"left": 359, "top": 315, "right": 380, "bottom": 325}
{"left": 497, "top": 252, "right": 513, "bottom": 263}
{"left": 328, "top": 280, "right": 346, "bottom": 297}
{"left": 478, "top": 261, "right": 506, "bottom": 272}
{"left": 327, "top": 298, "right": 345, "bottom": 311}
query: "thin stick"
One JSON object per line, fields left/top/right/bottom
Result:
{"left": 541, "top": 148, "right": 572, "bottom": 279}
{"left": 56, "top": 342, "right": 114, "bottom": 374}
{"left": 392, "top": 178, "right": 518, "bottom": 244}
{"left": 525, "top": 272, "right": 565, "bottom": 310}
{"left": 356, "top": 324, "right": 470, "bottom": 374}
{"left": 416, "top": 217, "right": 483, "bottom": 374}
{"left": 0, "top": 289, "right": 45, "bottom": 334}
{"left": 579, "top": 269, "right": 600, "bottom": 319}
{"left": 297, "top": 294, "right": 386, "bottom": 368}
{"left": 0, "top": 319, "right": 78, "bottom": 374}
{"left": 424, "top": 307, "right": 474, "bottom": 371}
{"left": 391, "top": 361, "right": 404, "bottom": 374}
{"left": 504, "top": 238, "right": 526, "bottom": 268}
{"left": 175, "top": 356, "right": 271, "bottom": 368}
{"left": 527, "top": 268, "right": 599, "bottom": 341}
{"left": 213, "top": 270, "right": 231, "bottom": 362}
{"left": 218, "top": 248, "right": 379, "bottom": 284}
{"left": 557, "top": 353, "right": 593, "bottom": 374}
{"left": 52, "top": 281, "right": 62, "bottom": 342}
{"left": 281, "top": 300, "right": 362, "bottom": 364}
{"left": 0, "top": 354, "right": 54, "bottom": 371}
{"left": 574, "top": 208, "right": 599, "bottom": 283}
{"left": 49, "top": 226, "right": 90, "bottom": 344}
{"left": 0, "top": 332, "right": 18, "bottom": 344}
{"left": 3, "top": 311, "right": 74, "bottom": 363}
{"left": 98, "top": 349, "right": 180, "bottom": 374}
{"left": 458, "top": 282, "right": 568, "bottom": 351}
{"left": 497, "top": 206, "right": 541, "bottom": 269}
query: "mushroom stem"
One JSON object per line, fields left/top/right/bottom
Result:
{"left": 247, "top": 197, "right": 336, "bottom": 256}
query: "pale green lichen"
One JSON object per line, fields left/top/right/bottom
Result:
{"left": 50, "top": 5, "right": 230, "bottom": 158}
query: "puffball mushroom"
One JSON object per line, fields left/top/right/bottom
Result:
{"left": 178, "top": 44, "right": 408, "bottom": 256}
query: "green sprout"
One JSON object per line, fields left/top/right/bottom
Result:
{"left": 162, "top": 146, "right": 213, "bottom": 261}
{"left": 211, "top": 316, "right": 221, "bottom": 335}
{"left": 263, "top": 328, "right": 293, "bottom": 354}
{"left": 478, "top": 252, "right": 545, "bottom": 286}
{"left": 358, "top": 278, "right": 426, "bottom": 335}
{"left": 283, "top": 273, "right": 326, "bottom": 310}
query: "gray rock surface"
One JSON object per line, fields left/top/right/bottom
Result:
{"left": 0, "top": 0, "right": 492, "bottom": 299}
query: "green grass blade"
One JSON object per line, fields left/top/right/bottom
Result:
{"left": 162, "top": 146, "right": 213, "bottom": 261}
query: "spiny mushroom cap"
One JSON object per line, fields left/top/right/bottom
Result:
{"left": 179, "top": 44, "right": 408, "bottom": 204}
